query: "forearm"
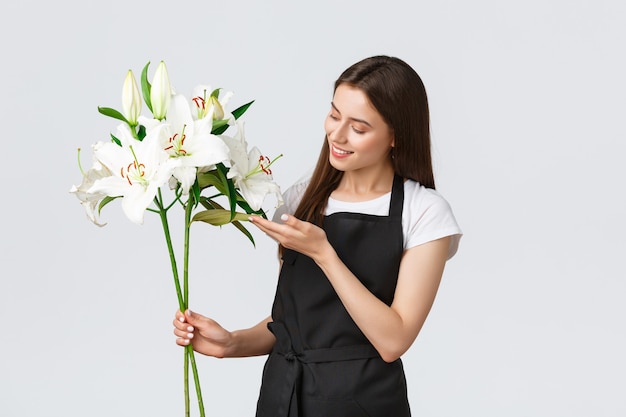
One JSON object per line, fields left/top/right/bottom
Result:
{"left": 315, "top": 251, "right": 412, "bottom": 362}
{"left": 314, "top": 239, "right": 448, "bottom": 363}
{"left": 225, "top": 316, "right": 275, "bottom": 358}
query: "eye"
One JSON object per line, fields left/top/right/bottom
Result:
{"left": 351, "top": 126, "right": 365, "bottom": 134}
{"left": 328, "top": 113, "right": 339, "bottom": 121}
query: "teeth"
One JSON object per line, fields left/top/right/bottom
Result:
{"left": 333, "top": 145, "right": 353, "bottom": 155}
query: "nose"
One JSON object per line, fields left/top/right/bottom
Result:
{"left": 327, "top": 121, "right": 349, "bottom": 144}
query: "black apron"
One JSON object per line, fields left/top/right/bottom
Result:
{"left": 256, "top": 175, "right": 411, "bottom": 417}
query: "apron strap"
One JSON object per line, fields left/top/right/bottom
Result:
{"left": 389, "top": 174, "right": 405, "bottom": 218}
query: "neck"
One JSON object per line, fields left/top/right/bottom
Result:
{"left": 335, "top": 164, "right": 395, "bottom": 198}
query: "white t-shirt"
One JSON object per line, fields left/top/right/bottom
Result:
{"left": 273, "top": 175, "right": 462, "bottom": 260}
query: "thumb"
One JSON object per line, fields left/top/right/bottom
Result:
{"left": 184, "top": 309, "right": 199, "bottom": 324}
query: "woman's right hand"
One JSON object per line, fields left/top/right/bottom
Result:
{"left": 173, "top": 309, "right": 232, "bottom": 358}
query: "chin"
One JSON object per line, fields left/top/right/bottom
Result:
{"left": 328, "top": 157, "right": 347, "bottom": 172}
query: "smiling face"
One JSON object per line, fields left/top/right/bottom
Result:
{"left": 324, "top": 84, "right": 395, "bottom": 175}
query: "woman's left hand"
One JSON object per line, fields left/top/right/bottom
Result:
{"left": 249, "top": 214, "right": 332, "bottom": 260}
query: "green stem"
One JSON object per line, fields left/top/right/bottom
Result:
{"left": 155, "top": 192, "right": 185, "bottom": 310}
{"left": 155, "top": 192, "right": 189, "bottom": 417}
{"left": 184, "top": 347, "right": 190, "bottom": 417}
{"left": 184, "top": 197, "right": 192, "bottom": 308}
{"left": 183, "top": 193, "right": 206, "bottom": 417}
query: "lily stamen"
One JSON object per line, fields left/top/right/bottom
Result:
{"left": 245, "top": 154, "right": 283, "bottom": 179}
{"left": 165, "top": 126, "right": 189, "bottom": 157}
{"left": 119, "top": 145, "right": 148, "bottom": 186}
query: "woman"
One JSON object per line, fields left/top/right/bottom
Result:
{"left": 173, "top": 55, "right": 462, "bottom": 416}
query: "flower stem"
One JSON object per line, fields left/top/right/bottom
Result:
{"left": 155, "top": 191, "right": 189, "bottom": 417}
{"left": 184, "top": 193, "right": 206, "bottom": 417}
{"left": 155, "top": 192, "right": 184, "bottom": 310}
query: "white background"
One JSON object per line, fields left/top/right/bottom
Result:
{"left": 1, "top": 0, "right": 625, "bottom": 416}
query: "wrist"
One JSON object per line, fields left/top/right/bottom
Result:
{"left": 314, "top": 242, "right": 339, "bottom": 270}
{"left": 222, "top": 330, "right": 238, "bottom": 358}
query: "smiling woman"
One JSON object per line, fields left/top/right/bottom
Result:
{"left": 324, "top": 84, "right": 396, "bottom": 183}
{"left": 173, "top": 55, "right": 462, "bottom": 417}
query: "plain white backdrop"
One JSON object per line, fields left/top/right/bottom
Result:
{"left": 1, "top": 0, "right": 625, "bottom": 416}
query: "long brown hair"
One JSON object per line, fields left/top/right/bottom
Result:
{"left": 294, "top": 55, "right": 435, "bottom": 226}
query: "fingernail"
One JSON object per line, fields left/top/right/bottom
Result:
{"left": 187, "top": 333, "right": 194, "bottom": 339}
{"left": 281, "top": 214, "right": 288, "bottom": 221}
{"left": 178, "top": 317, "right": 185, "bottom": 322}
{"left": 185, "top": 310, "right": 192, "bottom": 316}
{"left": 187, "top": 326, "right": 194, "bottom": 332}
{"left": 248, "top": 216, "right": 255, "bottom": 222}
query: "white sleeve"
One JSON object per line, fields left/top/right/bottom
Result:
{"left": 404, "top": 185, "right": 462, "bottom": 259}
{"left": 271, "top": 174, "right": 311, "bottom": 222}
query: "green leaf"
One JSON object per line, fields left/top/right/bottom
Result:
{"left": 236, "top": 197, "right": 267, "bottom": 218}
{"left": 216, "top": 163, "right": 237, "bottom": 220}
{"left": 199, "top": 199, "right": 256, "bottom": 246}
{"left": 210, "top": 119, "right": 230, "bottom": 134}
{"left": 192, "top": 181, "right": 201, "bottom": 207}
{"left": 232, "top": 100, "right": 254, "bottom": 120}
{"left": 141, "top": 61, "right": 153, "bottom": 114}
{"left": 231, "top": 220, "right": 256, "bottom": 246}
{"left": 197, "top": 170, "right": 228, "bottom": 194}
{"left": 210, "top": 100, "right": 255, "bottom": 135}
{"left": 210, "top": 88, "right": 221, "bottom": 99}
{"left": 98, "top": 106, "right": 128, "bottom": 123}
{"left": 191, "top": 209, "right": 250, "bottom": 226}
{"left": 98, "top": 195, "right": 120, "bottom": 214}
{"left": 137, "top": 124, "right": 146, "bottom": 141}
{"left": 110, "top": 133, "right": 122, "bottom": 146}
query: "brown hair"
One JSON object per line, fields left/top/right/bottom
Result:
{"left": 294, "top": 55, "right": 435, "bottom": 226}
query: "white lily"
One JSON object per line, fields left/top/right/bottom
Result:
{"left": 221, "top": 121, "right": 283, "bottom": 211}
{"left": 190, "top": 85, "right": 235, "bottom": 124}
{"left": 161, "top": 93, "right": 230, "bottom": 194}
{"left": 88, "top": 123, "right": 177, "bottom": 224}
{"left": 151, "top": 61, "right": 172, "bottom": 120}
{"left": 70, "top": 154, "right": 113, "bottom": 227}
{"left": 122, "top": 70, "right": 142, "bottom": 126}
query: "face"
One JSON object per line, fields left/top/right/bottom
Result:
{"left": 324, "top": 84, "right": 394, "bottom": 174}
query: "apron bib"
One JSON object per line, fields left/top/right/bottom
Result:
{"left": 256, "top": 175, "right": 411, "bottom": 417}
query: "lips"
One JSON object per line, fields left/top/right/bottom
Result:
{"left": 331, "top": 145, "right": 353, "bottom": 157}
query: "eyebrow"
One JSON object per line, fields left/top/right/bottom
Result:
{"left": 330, "top": 102, "right": 373, "bottom": 127}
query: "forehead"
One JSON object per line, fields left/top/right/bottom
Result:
{"left": 332, "top": 84, "right": 379, "bottom": 116}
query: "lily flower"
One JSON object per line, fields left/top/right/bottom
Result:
{"left": 221, "top": 121, "right": 283, "bottom": 211}
{"left": 70, "top": 151, "right": 113, "bottom": 227}
{"left": 151, "top": 61, "right": 172, "bottom": 120}
{"left": 160, "top": 93, "right": 230, "bottom": 194}
{"left": 88, "top": 123, "right": 177, "bottom": 224}
{"left": 190, "top": 85, "right": 234, "bottom": 124}
{"left": 122, "top": 70, "right": 142, "bottom": 126}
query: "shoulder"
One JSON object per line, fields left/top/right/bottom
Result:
{"left": 403, "top": 180, "right": 454, "bottom": 215}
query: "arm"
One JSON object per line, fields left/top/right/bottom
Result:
{"left": 249, "top": 214, "right": 450, "bottom": 363}
{"left": 174, "top": 311, "right": 275, "bottom": 358}
{"left": 316, "top": 236, "right": 449, "bottom": 362}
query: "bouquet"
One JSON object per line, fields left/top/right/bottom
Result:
{"left": 70, "top": 61, "right": 282, "bottom": 416}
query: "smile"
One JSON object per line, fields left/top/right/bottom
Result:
{"left": 331, "top": 145, "right": 354, "bottom": 156}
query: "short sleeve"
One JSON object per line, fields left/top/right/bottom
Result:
{"left": 404, "top": 183, "right": 462, "bottom": 259}
{"left": 271, "top": 174, "right": 310, "bottom": 222}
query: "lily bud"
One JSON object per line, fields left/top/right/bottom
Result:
{"left": 207, "top": 95, "right": 225, "bottom": 120}
{"left": 122, "top": 70, "right": 142, "bottom": 126}
{"left": 150, "top": 61, "right": 171, "bottom": 120}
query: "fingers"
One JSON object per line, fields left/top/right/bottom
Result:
{"left": 173, "top": 309, "right": 195, "bottom": 346}
{"left": 249, "top": 214, "right": 300, "bottom": 242}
